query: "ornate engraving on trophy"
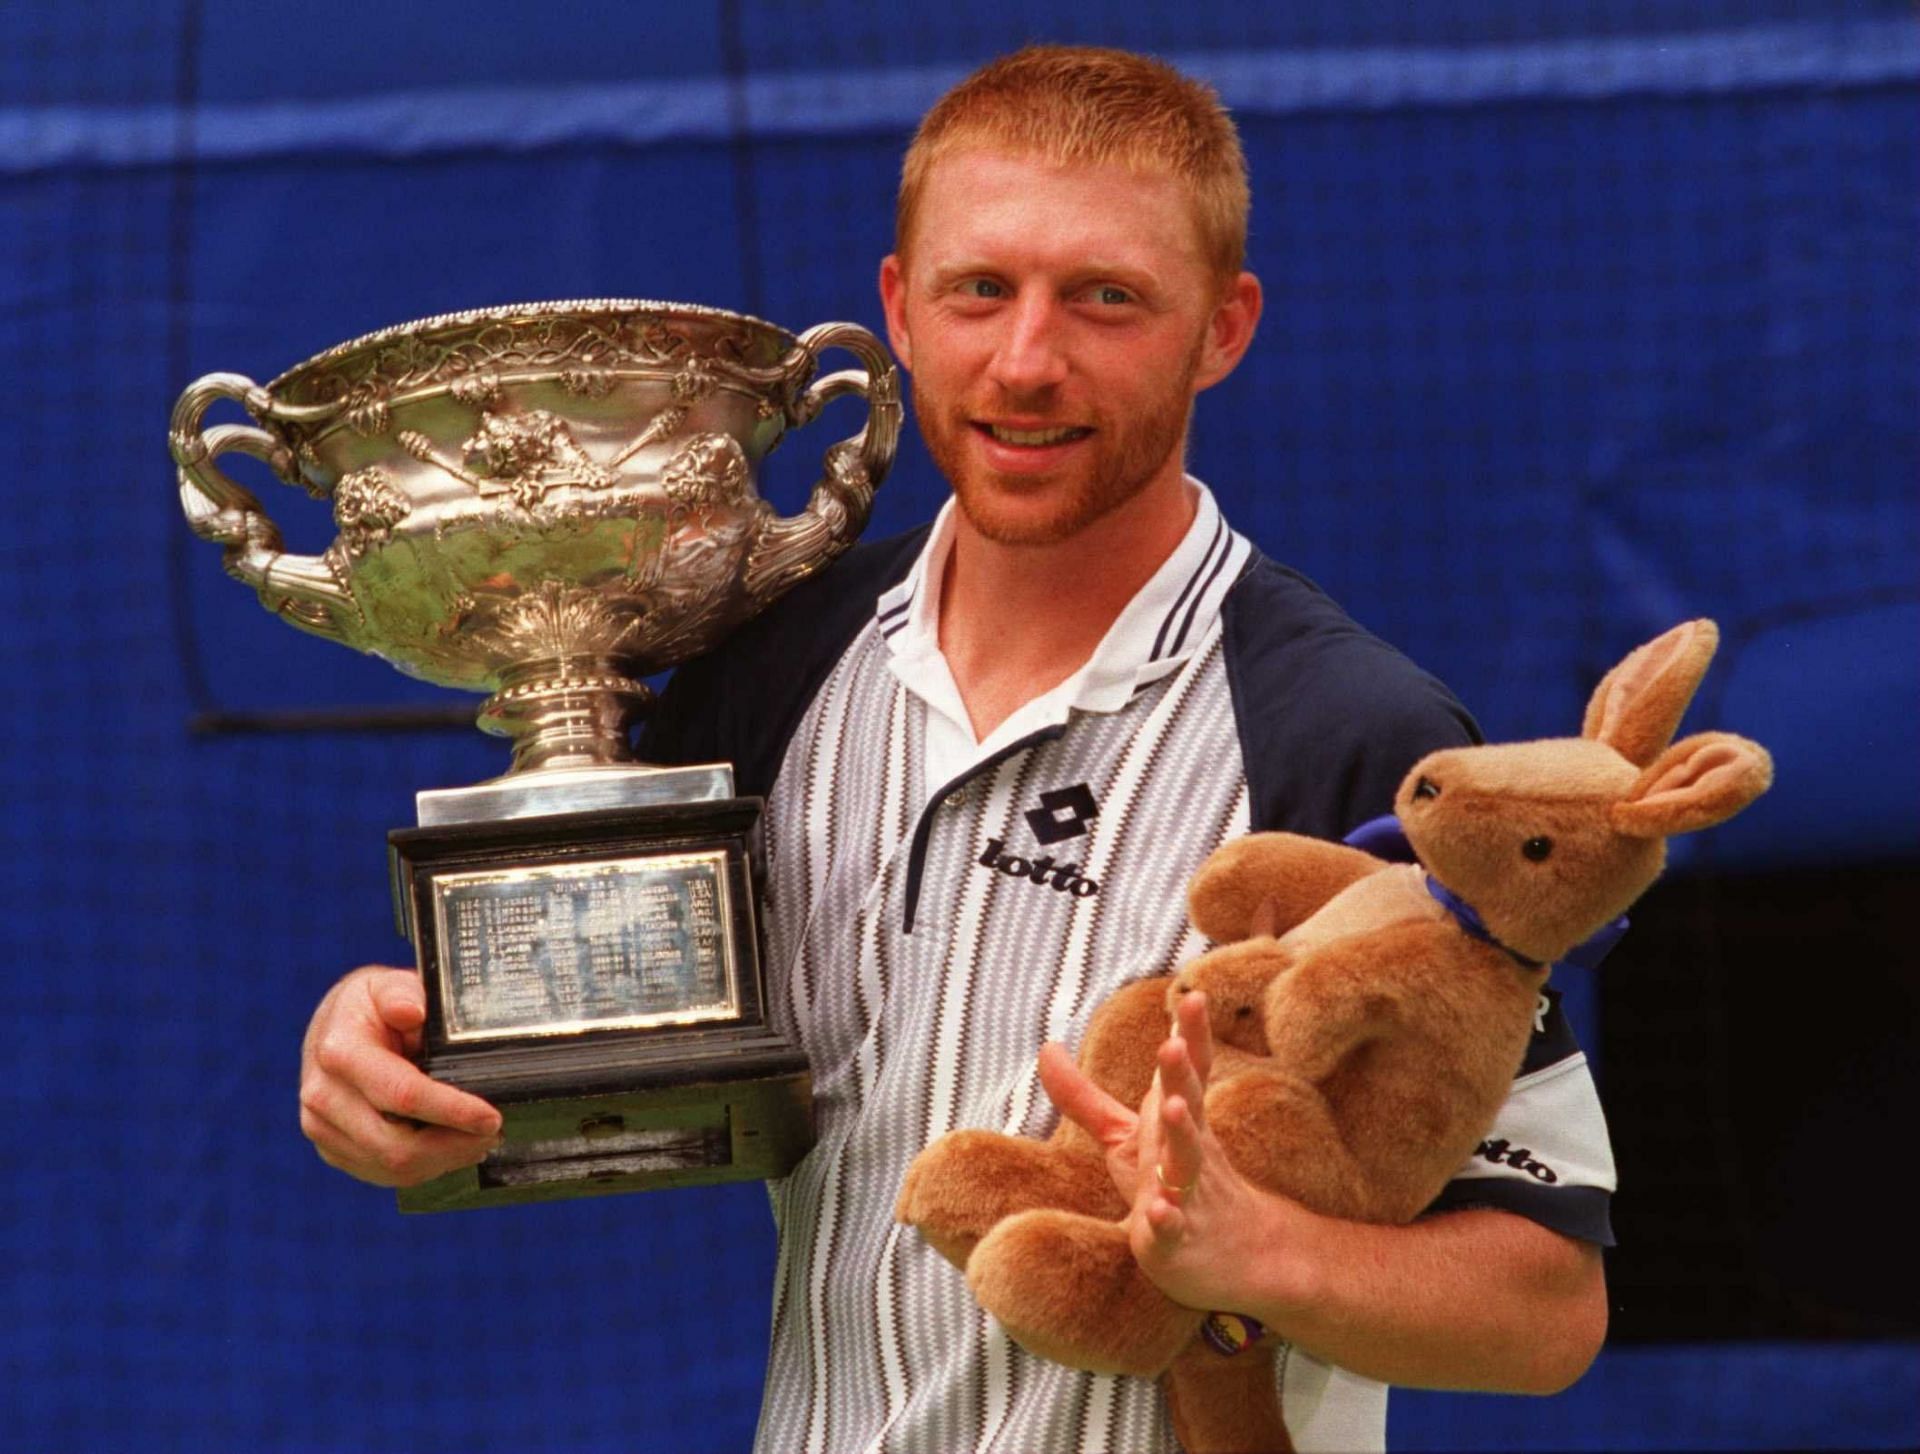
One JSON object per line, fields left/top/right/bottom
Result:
{"left": 470, "top": 581, "right": 643, "bottom": 663}
{"left": 671, "top": 354, "right": 720, "bottom": 402}
{"left": 343, "top": 384, "right": 392, "bottom": 437}
{"left": 431, "top": 850, "right": 738, "bottom": 1042}
{"left": 332, "top": 466, "right": 412, "bottom": 554}
{"left": 448, "top": 370, "right": 503, "bottom": 408}
{"left": 282, "top": 308, "right": 758, "bottom": 435}
{"left": 460, "top": 409, "right": 615, "bottom": 502}
{"left": 558, "top": 365, "right": 615, "bottom": 399}
{"left": 661, "top": 432, "right": 750, "bottom": 507}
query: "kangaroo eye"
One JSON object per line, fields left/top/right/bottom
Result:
{"left": 1412, "top": 777, "right": 1440, "bottom": 801}
{"left": 1522, "top": 836, "right": 1554, "bottom": 862}
{"left": 1234, "top": 1005, "right": 1253, "bottom": 1019}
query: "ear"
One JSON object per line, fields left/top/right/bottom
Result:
{"left": 878, "top": 254, "right": 913, "bottom": 373}
{"left": 1191, "top": 271, "right": 1263, "bottom": 393}
{"left": 1611, "top": 732, "right": 1773, "bottom": 839}
{"left": 1582, "top": 619, "right": 1721, "bottom": 766}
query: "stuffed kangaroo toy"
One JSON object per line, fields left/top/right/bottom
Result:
{"left": 896, "top": 619, "right": 1772, "bottom": 1453}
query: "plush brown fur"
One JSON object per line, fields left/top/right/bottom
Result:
{"left": 896, "top": 620, "right": 1772, "bottom": 1453}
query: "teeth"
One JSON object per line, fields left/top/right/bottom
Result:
{"left": 988, "top": 425, "right": 1084, "bottom": 446}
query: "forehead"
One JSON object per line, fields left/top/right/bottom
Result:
{"left": 904, "top": 148, "right": 1209, "bottom": 280}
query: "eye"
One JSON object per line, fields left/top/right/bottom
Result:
{"left": 1234, "top": 1005, "right": 1253, "bottom": 1019}
{"left": 1522, "top": 836, "right": 1554, "bottom": 862}
{"left": 1412, "top": 777, "right": 1440, "bottom": 801}
{"left": 1089, "top": 284, "right": 1133, "bottom": 305}
{"left": 960, "top": 278, "right": 1005, "bottom": 299}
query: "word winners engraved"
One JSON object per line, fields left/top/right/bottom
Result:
{"left": 432, "top": 849, "right": 737, "bottom": 1041}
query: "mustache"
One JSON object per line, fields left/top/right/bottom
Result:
{"left": 945, "top": 398, "right": 1101, "bottom": 430}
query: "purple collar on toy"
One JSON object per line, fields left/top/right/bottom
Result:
{"left": 1423, "top": 875, "right": 1546, "bottom": 970}
{"left": 1343, "top": 813, "right": 1630, "bottom": 974}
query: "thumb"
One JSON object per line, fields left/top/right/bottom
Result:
{"left": 364, "top": 967, "right": 428, "bottom": 1033}
{"left": 1038, "top": 1042, "right": 1135, "bottom": 1145}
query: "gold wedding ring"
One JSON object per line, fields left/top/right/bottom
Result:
{"left": 1154, "top": 1162, "right": 1197, "bottom": 1196}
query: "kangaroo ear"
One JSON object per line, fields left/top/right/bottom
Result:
{"left": 1611, "top": 732, "right": 1773, "bottom": 839}
{"left": 1582, "top": 619, "right": 1721, "bottom": 766}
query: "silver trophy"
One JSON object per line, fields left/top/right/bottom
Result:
{"left": 171, "top": 300, "right": 899, "bottom": 1211}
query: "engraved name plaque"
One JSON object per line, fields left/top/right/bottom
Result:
{"left": 433, "top": 852, "right": 738, "bottom": 1041}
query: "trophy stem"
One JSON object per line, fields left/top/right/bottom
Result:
{"left": 479, "top": 657, "right": 653, "bottom": 774}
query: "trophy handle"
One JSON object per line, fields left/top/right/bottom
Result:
{"left": 169, "top": 372, "right": 357, "bottom": 642}
{"left": 743, "top": 321, "right": 902, "bottom": 601}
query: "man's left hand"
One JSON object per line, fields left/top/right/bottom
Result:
{"left": 1040, "top": 990, "right": 1275, "bottom": 1314}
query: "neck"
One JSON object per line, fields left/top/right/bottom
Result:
{"left": 937, "top": 468, "right": 1195, "bottom": 741}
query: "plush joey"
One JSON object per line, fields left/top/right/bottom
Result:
{"left": 897, "top": 619, "right": 1772, "bottom": 1454}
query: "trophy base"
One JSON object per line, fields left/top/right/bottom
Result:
{"left": 397, "top": 1063, "right": 813, "bottom": 1213}
{"left": 388, "top": 789, "right": 813, "bottom": 1213}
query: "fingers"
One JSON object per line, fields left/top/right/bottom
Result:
{"left": 319, "top": 1033, "right": 500, "bottom": 1136}
{"left": 300, "top": 1074, "right": 501, "bottom": 1187}
{"left": 1172, "top": 990, "right": 1215, "bottom": 1085}
{"left": 1037, "top": 1041, "right": 1137, "bottom": 1145}
{"left": 315, "top": 971, "right": 501, "bottom": 1134}
{"left": 1156, "top": 1035, "right": 1206, "bottom": 1137}
{"left": 366, "top": 967, "right": 428, "bottom": 1052}
{"left": 1155, "top": 1092, "right": 1205, "bottom": 1205}
{"left": 299, "top": 965, "right": 502, "bottom": 1187}
{"left": 1142, "top": 1189, "right": 1187, "bottom": 1240}
{"left": 1135, "top": 1091, "right": 1206, "bottom": 1264}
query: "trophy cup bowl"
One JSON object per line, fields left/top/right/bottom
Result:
{"left": 171, "top": 300, "right": 900, "bottom": 1210}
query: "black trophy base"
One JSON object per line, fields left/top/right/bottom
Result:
{"left": 397, "top": 1062, "right": 813, "bottom": 1213}
{"left": 388, "top": 796, "right": 814, "bottom": 1213}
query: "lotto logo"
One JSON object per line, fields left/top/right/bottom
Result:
{"left": 1474, "top": 1138, "right": 1560, "bottom": 1183}
{"left": 1024, "top": 783, "right": 1100, "bottom": 845}
{"left": 976, "top": 839, "right": 1098, "bottom": 898}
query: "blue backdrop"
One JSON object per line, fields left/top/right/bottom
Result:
{"left": 3, "top": 2, "right": 1915, "bottom": 1450}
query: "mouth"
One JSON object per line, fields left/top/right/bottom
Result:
{"left": 972, "top": 422, "right": 1094, "bottom": 448}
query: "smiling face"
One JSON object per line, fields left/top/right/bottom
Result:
{"left": 879, "top": 149, "right": 1260, "bottom": 546}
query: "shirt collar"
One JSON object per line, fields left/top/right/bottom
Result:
{"left": 875, "top": 478, "right": 1251, "bottom": 723}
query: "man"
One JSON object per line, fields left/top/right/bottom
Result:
{"left": 299, "top": 46, "right": 1612, "bottom": 1452}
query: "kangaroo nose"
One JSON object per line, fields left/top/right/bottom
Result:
{"left": 1413, "top": 776, "right": 1440, "bottom": 801}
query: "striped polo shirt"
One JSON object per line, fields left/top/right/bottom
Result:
{"left": 640, "top": 481, "right": 1615, "bottom": 1454}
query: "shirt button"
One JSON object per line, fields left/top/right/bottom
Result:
{"left": 944, "top": 788, "right": 968, "bottom": 808}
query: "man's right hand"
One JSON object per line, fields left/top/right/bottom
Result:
{"left": 298, "top": 965, "right": 504, "bottom": 1187}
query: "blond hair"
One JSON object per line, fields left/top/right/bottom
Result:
{"left": 897, "top": 45, "right": 1250, "bottom": 288}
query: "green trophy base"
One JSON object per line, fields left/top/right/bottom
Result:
{"left": 397, "top": 1067, "right": 813, "bottom": 1213}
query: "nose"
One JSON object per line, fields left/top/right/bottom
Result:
{"left": 988, "top": 292, "right": 1070, "bottom": 395}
